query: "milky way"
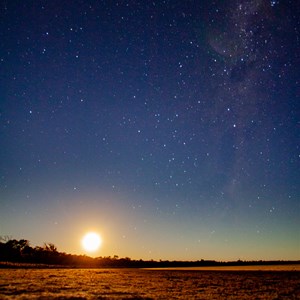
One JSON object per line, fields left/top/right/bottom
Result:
{"left": 0, "top": 0, "right": 299, "bottom": 260}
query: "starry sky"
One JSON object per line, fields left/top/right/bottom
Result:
{"left": 1, "top": 0, "right": 299, "bottom": 261}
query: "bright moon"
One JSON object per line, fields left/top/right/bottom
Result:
{"left": 81, "top": 232, "right": 102, "bottom": 252}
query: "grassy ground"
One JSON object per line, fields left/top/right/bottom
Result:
{"left": 0, "top": 268, "right": 299, "bottom": 299}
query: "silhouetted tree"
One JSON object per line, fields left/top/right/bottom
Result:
{"left": 43, "top": 243, "right": 57, "bottom": 252}
{"left": 1, "top": 238, "right": 299, "bottom": 268}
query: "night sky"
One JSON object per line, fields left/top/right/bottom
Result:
{"left": 1, "top": 0, "right": 299, "bottom": 261}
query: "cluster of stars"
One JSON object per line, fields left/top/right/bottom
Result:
{"left": 0, "top": 0, "right": 299, "bottom": 260}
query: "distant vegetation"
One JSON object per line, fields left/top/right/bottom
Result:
{"left": 0, "top": 237, "right": 299, "bottom": 268}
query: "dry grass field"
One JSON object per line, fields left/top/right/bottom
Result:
{"left": 0, "top": 268, "right": 299, "bottom": 299}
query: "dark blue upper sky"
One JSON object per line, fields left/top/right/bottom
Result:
{"left": 0, "top": 0, "right": 299, "bottom": 260}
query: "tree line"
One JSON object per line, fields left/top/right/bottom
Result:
{"left": 0, "top": 237, "right": 298, "bottom": 268}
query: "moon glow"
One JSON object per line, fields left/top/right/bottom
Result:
{"left": 81, "top": 232, "right": 102, "bottom": 252}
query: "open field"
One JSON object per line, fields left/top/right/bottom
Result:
{"left": 0, "top": 268, "right": 299, "bottom": 299}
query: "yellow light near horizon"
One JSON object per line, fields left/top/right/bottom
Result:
{"left": 81, "top": 232, "right": 102, "bottom": 252}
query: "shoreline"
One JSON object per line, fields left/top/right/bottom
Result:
{"left": 145, "top": 264, "right": 300, "bottom": 271}
{"left": 1, "top": 261, "right": 299, "bottom": 271}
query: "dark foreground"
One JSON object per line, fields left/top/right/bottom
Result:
{"left": 0, "top": 268, "right": 299, "bottom": 299}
